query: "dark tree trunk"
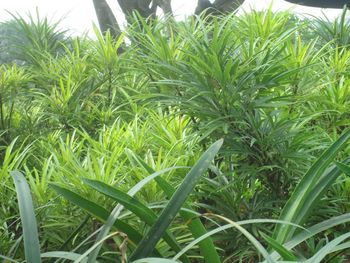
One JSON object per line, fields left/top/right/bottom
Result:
{"left": 117, "top": 0, "right": 158, "bottom": 22}
{"left": 195, "top": 0, "right": 245, "bottom": 15}
{"left": 284, "top": 0, "right": 349, "bottom": 8}
{"left": 156, "top": 0, "right": 173, "bottom": 16}
{"left": 92, "top": 0, "right": 121, "bottom": 38}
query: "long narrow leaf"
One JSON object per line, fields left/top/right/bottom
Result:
{"left": 83, "top": 179, "right": 184, "bottom": 260}
{"left": 335, "top": 161, "right": 350, "bottom": 176}
{"left": 268, "top": 213, "right": 350, "bottom": 260}
{"left": 127, "top": 150, "right": 221, "bottom": 263}
{"left": 41, "top": 252, "right": 90, "bottom": 262}
{"left": 260, "top": 232, "right": 297, "bottom": 261}
{"left": 50, "top": 184, "right": 147, "bottom": 249}
{"left": 307, "top": 233, "right": 350, "bottom": 263}
{"left": 129, "top": 139, "right": 223, "bottom": 260}
{"left": 174, "top": 219, "right": 302, "bottom": 261}
{"left": 85, "top": 167, "right": 188, "bottom": 263}
{"left": 273, "top": 129, "right": 350, "bottom": 244}
{"left": 11, "top": 171, "right": 41, "bottom": 263}
{"left": 132, "top": 259, "right": 179, "bottom": 263}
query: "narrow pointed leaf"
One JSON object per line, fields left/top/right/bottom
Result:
{"left": 11, "top": 171, "right": 41, "bottom": 263}
{"left": 273, "top": 129, "right": 350, "bottom": 244}
{"left": 335, "top": 161, "right": 350, "bottom": 176}
{"left": 308, "top": 233, "right": 350, "bottom": 263}
{"left": 126, "top": 150, "right": 221, "bottom": 263}
{"left": 50, "top": 184, "right": 145, "bottom": 248}
{"left": 129, "top": 139, "right": 223, "bottom": 260}
{"left": 260, "top": 232, "right": 297, "bottom": 261}
{"left": 83, "top": 166, "right": 189, "bottom": 263}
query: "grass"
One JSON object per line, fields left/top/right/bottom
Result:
{"left": 1, "top": 7, "right": 350, "bottom": 262}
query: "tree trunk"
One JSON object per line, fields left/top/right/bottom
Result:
{"left": 117, "top": 0, "right": 158, "bottom": 22}
{"left": 92, "top": 0, "right": 121, "bottom": 39}
{"left": 195, "top": 0, "right": 246, "bottom": 15}
{"left": 156, "top": 0, "right": 173, "bottom": 16}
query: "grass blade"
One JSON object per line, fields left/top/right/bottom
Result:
{"left": 11, "top": 171, "right": 41, "bottom": 263}
{"left": 129, "top": 139, "right": 223, "bottom": 261}
{"left": 0, "top": 255, "right": 20, "bottom": 263}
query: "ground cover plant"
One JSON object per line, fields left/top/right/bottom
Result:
{"left": 1, "top": 6, "right": 350, "bottom": 263}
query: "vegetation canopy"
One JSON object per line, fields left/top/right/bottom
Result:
{"left": 1, "top": 4, "right": 350, "bottom": 263}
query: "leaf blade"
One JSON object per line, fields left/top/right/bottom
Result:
{"left": 11, "top": 171, "right": 41, "bottom": 263}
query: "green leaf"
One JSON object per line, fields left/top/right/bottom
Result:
{"left": 273, "top": 129, "right": 350, "bottom": 244}
{"left": 129, "top": 139, "right": 223, "bottom": 261}
{"left": 50, "top": 183, "right": 147, "bottom": 249}
{"left": 84, "top": 167, "right": 188, "bottom": 263}
{"left": 335, "top": 161, "right": 350, "bottom": 176}
{"left": 308, "top": 233, "right": 350, "bottom": 263}
{"left": 74, "top": 232, "right": 121, "bottom": 263}
{"left": 174, "top": 219, "right": 302, "bottom": 261}
{"left": 83, "top": 179, "right": 183, "bottom": 255}
{"left": 126, "top": 150, "right": 221, "bottom": 263}
{"left": 11, "top": 171, "right": 41, "bottom": 263}
{"left": 268, "top": 213, "right": 350, "bottom": 260}
{"left": 260, "top": 232, "right": 297, "bottom": 261}
{"left": 41, "top": 252, "right": 89, "bottom": 262}
{"left": 132, "top": 259, "right": 179, "bottom": 263}
{"left": 0, "top": 254, "right": 20, "bottom": 263}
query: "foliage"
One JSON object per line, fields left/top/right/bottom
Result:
{"left": 1, "top": 8, "right": 350, "bottom": 263}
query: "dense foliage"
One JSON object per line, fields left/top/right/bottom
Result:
{"left": 1, "top": 8, "right": 350, "bottom": 263}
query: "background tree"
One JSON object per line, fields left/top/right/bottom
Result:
{"left": 195, "top": 0, "right": 245, "bottom": 15}
{"left": 93, "top": 0, "right": 121, "bottom": 38}
{"left": 92, "top": 0, "right": 349, "bottom": 41}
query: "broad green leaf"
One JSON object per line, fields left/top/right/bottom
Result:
{"left": 11, "top": 171, "right": 41, "bottom": 263}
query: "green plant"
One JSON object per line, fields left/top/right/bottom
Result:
{"left": 0, "top": 65, "right": 31, "bottom": 145}
{"left": 311, "top": 6, "right": 350, "bottom": 48}
{"left": 1, "top": 139, "right": 223, "bottom": 262}
{"left": 2, "top": 10, "right": 70, "bottom": 66}
{"left": 10, "top": 171, "right": 41, "bottom": 263}
{"left": 2, "top": 6, "right": 350, "bottom": 262}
